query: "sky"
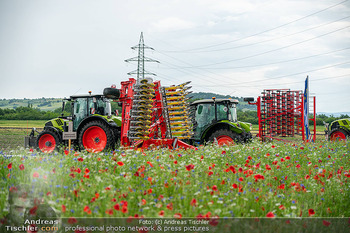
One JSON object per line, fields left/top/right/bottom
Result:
{"left": 0, "top": 0, "right": 349, "bottom": 113}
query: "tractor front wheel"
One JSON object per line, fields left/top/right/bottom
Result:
{"left": 208, "top": 129, "right": 241, "bottom": 146}
{"left": 36, "top": 130, "right": 60, "bottom": 153}
{"left": 329, "top": 128, "right": 348, "bottom": 141}
{"left": 79, "top": 121, "right": 114, "bottom": 152}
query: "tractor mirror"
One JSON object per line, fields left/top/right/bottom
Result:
{"left": 244, "top": 97, "right": 254, "bottom": 102}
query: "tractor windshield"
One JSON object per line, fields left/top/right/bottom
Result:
{"left": 91, "top": 97, "right": 111, "bottom": 116}
{"left": 216, "top": 102, "right": 237, "bottom": 122}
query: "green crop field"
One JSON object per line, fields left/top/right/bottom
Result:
{"left": 1, "top": 139, "right": 350, "bottom": 231}
{"left": 0, "top": 120, "right": 348, "bottom": 232}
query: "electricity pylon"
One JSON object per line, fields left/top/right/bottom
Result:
{"left": 125, "top": 32, "right": 159, "bottom": 84}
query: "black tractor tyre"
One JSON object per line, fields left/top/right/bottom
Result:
{"left": 103, "top": 88, "right": 120, "bottom": 99}
{"left": 329, "top": 128, "right": 348, "bottom": 141}
{"left": 208, "top": 129, "right": 242, "bottom": 146}
{"left": 79, "top": 120, "right": 114, "bottom": 152}
{"left": 36, "top": 129, "right": 61, "bottom": 153}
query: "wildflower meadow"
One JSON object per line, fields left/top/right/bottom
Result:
{"left": 1, "top": 139, "right": 349, "bottom": 232}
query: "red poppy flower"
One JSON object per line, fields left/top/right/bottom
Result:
{"left": 174, "top": 213, "right": 182, "bottom": 219}
{"left": 62, "top": 205, "right": 66, "bottom": 213}
{"left": 158, "top": 210, "right": 164, "bottom": 217}
{"left": 190, "top": 198, "right": 197, "bottom": 206}
{"left": 271, "top": 145, "right": 276, "bottom": 148}
{"left": 7, "top": 163, "right": 12, "bottom": 169}
{"left": 208, "top": 171, "right": 213, "bottom": 176}
{"left": 322, "top": 220, "right": 331, "bottom": 226}
{"left": 83, "top": 206, "right": 91, "bottom": 214}
{"left": 121, "top": 205, "right": 128, "bottom": 213}
{"left": 64, "top": 150, "right": 69, "bottom": 155}
{"left": 221, "top": 150, "right": 226, "bottom": 155}
{"left": 305, "top": 175, "right": 310, "bottom": 179}
{"left": 296, "top": 164, "right": 301, "bottom": 168}
{"left": 212, "top": 185, "right": 218, "bottom": 191}
{"left": 266, "top": 212, "right": 275, "bottom": 218}
{"left": 105, "top": 209, "right": 113, "bottom": 215}
{"left": 78, "top": 157, "right": 84, "bottom": 162}
{"left": 29, "top": 206, "right": 38, "bottom": 215}
{"left": 114, "top": 204, "right": 120, "bottom": 211}
{"left": 232, "top": 183, "right": 238, "bottom": 189}
{"left": 166, "top": 202, "right": 173, "bottom": 211}
{"left": 185, "top": 164, "right": 195, "bottom": 171}
{"left": 85, "top": 168, "right": 90, "bottom": 174}
{"left": 33, "top": 172, "right": 39, "bottom": 178}
{"left": 239, "top": 177, "right": 244, "bottom": 182}
{"left": 147, "top": 161, "right": 154, "bottom": 167}
{"left": 19, "top": 164, "right": 25, "bottom": 170}
{"left": 68, "top": 217, "right": 77, "bottom": 224}
{"left": 117, "top": 161, "right": 124, "bottom": 166}
{"left": 308, "top": 209, "right": 315, "bottom": 216}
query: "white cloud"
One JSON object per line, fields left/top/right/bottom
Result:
{"left": 151, "top": 17, "right": 196, "bottom": 32}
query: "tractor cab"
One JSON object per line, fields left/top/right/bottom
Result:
{"left": 190, "top": 98, "right": 252, "bottom": 145}
{"left": 66, "top": 94, "right": 113, "bottom": 130}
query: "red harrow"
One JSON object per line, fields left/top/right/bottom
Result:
{"left": 116, "top": 78, "right": 195, "bottom": 150}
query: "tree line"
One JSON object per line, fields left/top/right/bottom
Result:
{"left": 0, "top": 105, "right": 348, "bottom": 126}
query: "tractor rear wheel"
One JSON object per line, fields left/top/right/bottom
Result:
{"left": 208, "top": 129, "right": 241, "bottom": 146}
{"left": 36, "top": 129, "right": 60, "bottom": 153}
{"left": 329, "top": 128, "right": 348, "bottom": 141}
{"left": 79, "top": 121, "right": 114, "bottom": 152}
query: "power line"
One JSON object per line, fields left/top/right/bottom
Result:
{"left": 157, "top": 47, "right": 350, "bottom": 70}
{"left": 173, "top": 25, "right": 350, "bottom": 68}
{"left": 161, "top": 0, "right": 349, "bottom": 52}
{"left": 194, "top": 61, "right": 350, "bottom": 87}
{"left": 168, "top": 15, "right": 350, "bottom": 54}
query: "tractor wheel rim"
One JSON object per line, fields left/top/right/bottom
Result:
{"left": 38, "top": 134, "right": 56, "bottom": 153}
{"left": 216, "top": 135, "right": 234, "bottom": 146}
{"left": 82, "top": 126, "right": 107, "bottom": 152}
{"left": 330, "top": 131, "right": 346, "bottom": 141}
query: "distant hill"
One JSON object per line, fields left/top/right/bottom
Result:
{"left": 188, "top": 92, "right": 256, "bottom": 111}
{"left": 317, "top": 112, "right": 350, "bottom": 117}
{"left": 0, "top": 98, "right": 62, "bottom": 111}
{"left": 0, "top": 92, "right": 257, "bottom": 112}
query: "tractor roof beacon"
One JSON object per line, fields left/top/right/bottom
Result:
{"left": 190, "top": 98, "right": 253, "bottom": 146}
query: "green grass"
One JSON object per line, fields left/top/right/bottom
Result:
{"left": 1, "top": 139, "right": 349, "bottom": 219}
{"left": 0, "top": 120, "right": 46, "bottom": 128}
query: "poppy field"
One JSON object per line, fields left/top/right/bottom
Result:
{"left": 0, "top": 139, "right": 350, "bottom": 233}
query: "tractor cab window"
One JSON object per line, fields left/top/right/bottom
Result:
{"left": 228, "top": 103, "right": 237, "bottom": 122}
{"left": 217, "top": 103, "right": 229, "bottom": 121}
{"left": 195, "top": 103, "right": 215, "bottom": 135}
{"left": 73, "top": 98, "right": 88, "bottom": 129}
{"left": 87, "top": 97, "right": 112, "bottom": 116}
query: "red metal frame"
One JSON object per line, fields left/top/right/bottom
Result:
{"left": 118, "top": 78, "right": 194, "bottom": 150}
{"left": 248, "top": 89, "right": 316, "bottom": 142}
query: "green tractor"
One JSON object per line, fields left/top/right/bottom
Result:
{"left": 26, "top": 91, "right": 121, "bottom": 153}
{"left": 190, "top": 98, "right": 252, "bottom": 146}
{"left": 324, "top": 118, "right": 350, "bottom": 141}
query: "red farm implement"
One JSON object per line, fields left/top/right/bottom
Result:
{"left": 245, "top": 89, "right": 316, "bottom": 142}
{"left": 113, "top": 78, "right": 195, "bottom": 150}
